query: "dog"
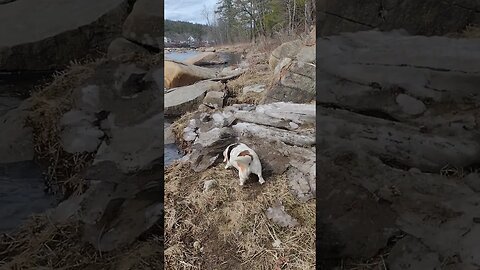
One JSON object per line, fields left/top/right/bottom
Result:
{"left": 223, "top": 143, "right": 265, "bottom": 186}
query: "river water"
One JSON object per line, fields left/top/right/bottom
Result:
{"left": 0, "top": 73, "right": 57, "bottom": 233}
{"left": 164, "top": 50, "right": 201, "bottom": 167}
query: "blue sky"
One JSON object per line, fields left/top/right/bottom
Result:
{"left": 165, "top": 0, "right": 218, "bottom": 24}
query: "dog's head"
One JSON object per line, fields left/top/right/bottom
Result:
{"left": 223, "top": 143, "right": 239, "bottom": 163}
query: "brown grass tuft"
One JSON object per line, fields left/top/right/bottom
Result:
{"left": 164, "top": 162, "right": 315, "bottom": 270}
{"left": 27, "top": 60, "right": 102, "bottom": 197}
{"left": 462, "top": 25, "right": 480, "bottom": 38}
{"left": 26, "top": 52, "right": 164, "bottom": 197}
{"left": 0, "top": 216, "right": 163, "bottom": 269}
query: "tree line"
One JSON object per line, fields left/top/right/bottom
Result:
{"left": 206, "top": 0, "right": 316, "bottom": 44}
{"left": 164, "top": 19, "right": 211, "bottom": 41}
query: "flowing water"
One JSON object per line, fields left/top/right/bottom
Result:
{"left": 0, "top": 73, "right": 57, "bottom": 233}
{"left": 0, "top": 161, "right": 57, "bottom": 232}
{"left": 163, "top": 50, "right": 202, "bottom": 167}
{"left": 164, "top": 119, "right": 183, "bottom": 167}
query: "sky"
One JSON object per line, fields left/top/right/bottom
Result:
{"left": 165, "top": 0, "right": 218, "bottom": 25}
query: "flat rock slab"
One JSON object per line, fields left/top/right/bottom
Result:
{"left": 122, "top": 0, "right": 162, "bottom": 49}
{"left": 203, "top": 91, "right": 225, "bottom": 109}
{"left": 262, "top": 58, "right": 316, "bottom": 104}
{"left": 0, "top": 103, "right": 34, "bottom": 163}
{"left": 164, "top": 60, "right": 218, "bottom": 89}
{"left": 0, "top": 96, "right": 22, "bottom": 117}
{"left": 184, "top": 52, "right": 227, "bottom": 66}
{"left": 317, "top": 30, "right": 480, "bottom": 124}
{"left": 0, "top": 0, "right": 130, "bottom": 70}
{"left": 318, "top": 0, "right": 480, "bottom": 36}
{"left": 107, "top": 37, "right": 150, "bottom": 59}
{"left": 164, "top": 81, "right": 222, "bottom": 116}
{"left": 317, "top": 106, "right": 480, "bottom": 172}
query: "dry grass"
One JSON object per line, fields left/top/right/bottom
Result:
{"left": 27, "top": 59, "right": 101, "bottom": 197}
{"left": 164, "top": 162, "right": 315, "bottom": 270}
{"left": 0, "top": 215, "right": 163, "bottom": 269}
{"left": 26, "top": 52, "right": 164, "bottom": 197}
{"left": 225, "top": 46, "right": 273, "bottom": 106}
{"left": 462, "top": 25, "right": 480, "bottom": 38}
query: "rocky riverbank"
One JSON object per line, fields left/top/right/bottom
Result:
{"left": 0, "top": 0, "right": 163, "bottom": 268}
{"left": 316, "top": 30, "right": 480, "bottom": 269}
{"left": 163, "top": 27, "right": 316, "bottom": 269}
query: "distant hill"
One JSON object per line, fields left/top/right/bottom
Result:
{"left": 164, "top": 19, "right": 210, "bottom": 41}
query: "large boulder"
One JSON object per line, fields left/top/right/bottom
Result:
{"left": 268, "top": 28, "right": 316, "bottom": 70}
{"left": 122, "top": 0, "right": 162, "bottom": 49}
{"left": 317, "top": 0, "right": 480, "bottom": 36}
{"left": 164, "top": 81, "right": 223, "bottom": 116}
{"left": 316, "top": 30, "right": 480, "bottom": 136}
{"left": 107, "top": 37, "right": 150, "bottom": 59}
{"left": 263, "top": 30, "right": 316, "bottom": 104}
{"left": 0, "top": 0, "right": 131, "bottom": 70}
{"left": 268, "top": 39, "right": 304, "bottom": 71}
{"left": 184, "top": 52, "right": 228, "bottom": 66}
{"left": 164, "top": 60, "right": 218, "bottom": 89}
{"left": 261, "top": 58, "right": 315, "bottom": 104}
{"left": 0, "top": 101, "right": 34, "bottom": 164}
{"left": 315, "top": 30, "right": 480, "bottom": 269}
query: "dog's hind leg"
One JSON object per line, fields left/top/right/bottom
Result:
{"left": 257, "top": 173, "right": 265, "bottom": 184}
{"left": 238, "top": 167, "right": 247, "bottom": 186}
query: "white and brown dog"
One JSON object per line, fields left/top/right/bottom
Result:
{"left": 223, "top": 143, "right": 265, "bottom": 186}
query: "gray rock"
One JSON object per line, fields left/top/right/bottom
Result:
{"left": 113, "top": 63, "right": 147, "bottom": 97}
{"left": 189, "top": 127, "right": 236, "bottom": 172}
{"left": 0, "top": 0, "right": 130, "bottom": 70}
{"left": 59, "top": 110, "right": 104, "bottom": 153}
{"left": 0, "top": 96, "right": 22, "bottom": 117}
{"left": 387, "top": 236, "right": 442, "bottom": 270}
{"left": 185, "top": 52, "right": 227, "bottom": 66}
{"left": 73, "top": 85, "right": 101, "bottom": 113}
{"left": 164, "top": 60, "right": 218, "bottom": 89}
{"left": 122, "top": 0, "right": 162, "bottom": 49}
{"left": 164, "top": 124, "right": 175, "bottom": 144}
{"left": 395, "top": 94, "right": 426, "bottom": 116}
{"left": 107, "top": 37, "right": 150, "bottom": 59}
{"left": 203, "top": 91, "right": 225, "bottom": 109}
{"left": 269, "top": 39, "right": 304, "bottom": 70}
{"left": 464, "top": 173, "right": 480, "bottom": 192}
{"left": 242, "top": 84, "right": 265, "bottom": 95}
{"left": 91, "top": 112, "right": 161, "bottom": 174}
{"left": 317, "top": 106, "right": 480, "bottom": 172}
{"left": 184, "top": 103, "right": 316, "bottom": 201}
{"left": 316, "top": 30, "right": 480, "bottom": 126}
{"left": 318, "top": 0, "right": 480, "bottom": 36}
{"left": 165, "top": 81, "right": 222, "bottom": 116}
{"left": 261, "top": 59, "right": 315, "bottom": 104}
{"left": 203, "top": 180, "right": 217, "bottom": 192}
{"left": 266, "top": 202, "right": 299, "bottom": 228}
{"left": 0, "top": 103, "right": 34, "bottom": 163}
